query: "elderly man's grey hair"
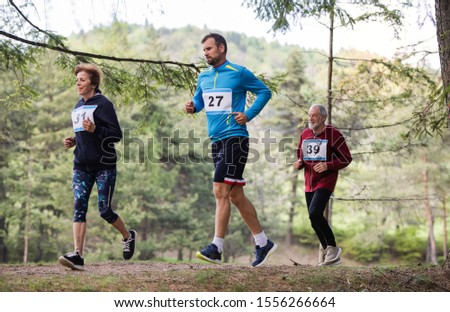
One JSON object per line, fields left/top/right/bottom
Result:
{"left": 310, "top": 104, "right": 328, "bottom": 120}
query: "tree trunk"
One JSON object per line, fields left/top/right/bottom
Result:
{"left": 443, "top": 192, "right": 448, "bottom": 259}
{"left": 320, "top": 0, "right": 336, "bottom": 263}
{"left": 435, "top": 0, "right": 450, "bottom": 126}
{"left": 0, "top": 216, "right": 5, "bottom": 262}
{"left": 286, "top": 168, "right": 299, "bottom": 246}
{"left": 0, "top": 153, "right": 7, "bottom": 263}
{"left": 327, "top": 1, "right": 335, "bottom": 126}
{"left": 423, "top": 153, "right": 437, "bottom": 265}
{"left": 23, "top": 158, "right": 32, "bottom": 264}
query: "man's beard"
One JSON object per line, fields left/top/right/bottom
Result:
{"left": 206, "top": 55, "right": 221, "bottom": 66}
{"left": 309, "top": 122, "right": 321, "bottom": 132}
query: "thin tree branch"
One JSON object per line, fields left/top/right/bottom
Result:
{"left": 333, "top": 194, "right": 441, "bottom": 202}
{"left": 0, "top": 30, "right": 202, "bottom": 72}
{"left": 299, "top": 50, "right": 395, "bottom": 64}
{"left": 8, "top": 0, "right": 55, "bottom": 40}
{"left": 339, "top": 117, "right": 414, "bottom": 131}
{"left": 351, "top": 142, "right": 423, "bottom": 156}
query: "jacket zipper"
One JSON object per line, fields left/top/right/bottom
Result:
{"left": 78, "top": 98, "right": 90, "bottom": 171}
{"left": 214, "top": 67, "right": 233, "bottom": 126}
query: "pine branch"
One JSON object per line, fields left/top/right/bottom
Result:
{"left": 333, "top": 194, "right": 441, "bottom": 202}
{"left": 0, "top": 30, "right": 202, "bottom": 73}
{"left": 8, "top": 0, "right": 56, "bottom": 41}
{"left": 351, "top": 142, "right": 423, "bottom": 156}
{"left": 338, "top": 117, "right": 414, "bottom": 131}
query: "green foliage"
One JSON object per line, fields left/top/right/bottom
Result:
{"left": 243, "top": 0, "right": 409, "bottom": 34}
{"left": 383, "top": 227, "right": 425, "bottom": 262}
{"left": 338, "top": 225, "right": 426, "bottom": 263}
{"left": 0, "top": 42, "right": 41, "bottom": 109}
{"left": 408, "top": 85, "right": 449, "bottom": 138}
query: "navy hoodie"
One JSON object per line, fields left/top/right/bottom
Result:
{"left": 72, "top": 94, "right": 122, "bottom": 171}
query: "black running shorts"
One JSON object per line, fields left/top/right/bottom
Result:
{"left": 212, "top": 136, "right": 249, "bottom": 186}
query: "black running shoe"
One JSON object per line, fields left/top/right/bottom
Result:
{"left": 59, "top": 251, "right": 84, "bottom": 271}
{"left": 122, "top": 230, "right": 137, "bottom": 260}
{"left": 196, "top": 243, "right": 222, "bottom": 264}
{"left": 252, "top": 239, "right": 277, "bottom": 267}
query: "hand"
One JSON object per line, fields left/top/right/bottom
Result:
{"left": 293, "top": 159, "right": 302, "bottom": 170}
{"left": 232, "top": 112, "right": 248, "bottom": 125}
{"left": 64, "top": 137, "right": 76, "bottom": 149}
{"left": 313, "top": 162, "right": 328, "bottom": 173}
{"left": 185, "top": 101, "right": 195, "bottom": 114}
{"left": 83, "top": 118, "right": 96, "bottom": 133}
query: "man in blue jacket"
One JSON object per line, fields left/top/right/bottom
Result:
{"left": 185, "top": 33, "right": 277, "bottom": 267}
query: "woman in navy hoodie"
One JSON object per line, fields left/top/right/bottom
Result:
{"left": 59, "top": 63, "right": 136, "bottom": 270}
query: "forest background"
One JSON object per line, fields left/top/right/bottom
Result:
{"left": 0, "top": 0, "right": 449, "bottom": 269}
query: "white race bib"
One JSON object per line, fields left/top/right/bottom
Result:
{"left": 302, "top": 139, "right": 328, "bottom": 161}
{"left": 203, "top": 88, "right": 232, "bottom": 114}
{"left": 71, "top": 105, "right": 97, "bottom": 132}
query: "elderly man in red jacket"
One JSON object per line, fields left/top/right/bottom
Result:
{"left": 294, "top": 104, "right": 352, "bottom": 266}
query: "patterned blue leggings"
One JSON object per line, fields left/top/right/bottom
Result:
{"left": 72, "top": 168, "right": 119, "bottom": 223}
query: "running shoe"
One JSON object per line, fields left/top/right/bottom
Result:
{"left": 319, "top": 246, "right": 342, "bottom": 266}
{"left": 59, "top": 251, "right": 84, "bottom": 271}
{"left": 196, "top": 243, "right": 222, "bottom": 264}
{"left": 252, "top": 239, "right": 278, "bottom": 267}
{"left": 122, "top": 230, "right": 137, "bottom": 260}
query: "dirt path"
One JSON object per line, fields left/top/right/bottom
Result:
{"left": 1, "top": 261, "right": 449, "bottom": 292}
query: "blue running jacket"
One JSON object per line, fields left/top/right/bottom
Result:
{"left": 193, "top": 60, "right": 272, "bottom": 142}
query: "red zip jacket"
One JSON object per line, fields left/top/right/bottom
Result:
{"left": 296, "top": 125, "right": 352, "bottom": 192}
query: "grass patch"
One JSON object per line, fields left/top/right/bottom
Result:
{"left": 0, "top": 262, "right": 448, "bottom": 292}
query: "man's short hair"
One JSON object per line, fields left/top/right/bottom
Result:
{"left": 201, "top": 33, "right": 228, "bottom": 54}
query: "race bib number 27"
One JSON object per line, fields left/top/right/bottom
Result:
{"left": 302, "top": 139, "right": 328, "bottom": 161}
{"left": 203, "top": 88, "right": 232, "bottom": 114}
{"left": 71, "top": 105, "right": 97, "bottom": 132}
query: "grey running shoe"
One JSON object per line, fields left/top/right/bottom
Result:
{"left": 319, "top": 246, "right": 342, "bottom": 266}
{"left": 123, "top": 230, "right": 137, "bottom": 260}
{"left": 59, "top": 251, "right": 84, "bottom": 271}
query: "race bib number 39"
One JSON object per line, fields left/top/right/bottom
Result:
{"left": 72, "top": 105, "right": 97, "bottom": 132}
{"left": 302, "top": 139, "right": 328, "bottom": 161}
{"left": 203, "top": 88, "right": 232, "bottom": 114}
